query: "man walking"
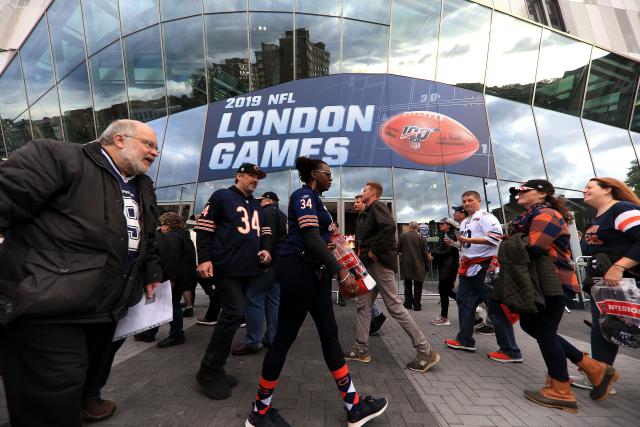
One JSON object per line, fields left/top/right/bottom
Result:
{"left": 232, "top": 191, "right": 286, "bottom": 354}
{"left": 398, "top": 221, "right": 430, "bottom": 311}
{"left": 0, "top": 120, "right": 163, "bottom": 426}
{"left": 444, "top": 191, "right": 522, "bottom": 362}
{"left": 194, "top": 163, "right": 272, "bottom": 400}
{"left": 344, "top": 182, "right": 439, "bottom": 372}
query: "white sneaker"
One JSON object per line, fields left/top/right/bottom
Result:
{"left": 570, "top": 371, "right": 617, "bottom": 394}
{"left": 431, "top": 316, "right": 450, "bottom": 326}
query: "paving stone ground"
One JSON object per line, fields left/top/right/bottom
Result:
{"left": 1, "top": 284, "right": 639, "bottom": 426}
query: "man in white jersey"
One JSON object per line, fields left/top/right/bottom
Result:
{"left": 444, "top": 191, "right": 523, "bottom": 363}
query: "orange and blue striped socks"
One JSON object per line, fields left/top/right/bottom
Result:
{"left": 331, "top": 364, "right": 360, "bottom": 411}
{"left": 254, "top": 376, "right": 278, "bottom": 414}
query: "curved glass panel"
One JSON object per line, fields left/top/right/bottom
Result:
{"left": 294, "top": 14, "right": 339, "bottom": 78}
{"left": 249, "top": 13, "right": 294, "bottom": 90}
{"left": 82, "top": 0, "right": 120, "bottom": 55}
{"left": 47, "top": 0, "right": 86, "bottom": 80}
{"left": 533, "top": 107, "right": 593, "bottom": 190}
{"left": 296, "top": 0, "right": 341, "bottom": 16}
{"left": 632, "top": 131, "right": 640, "bottom": 166}
{"left": 0, "top": 58, "right": 28, "bottom": 123}
{"left": 290, "top": 167, "right": 340, "bottom": 198}
{"left": 250, "top": 0, "right": 292, "bottom": 11}
{"left": 156, "top": 105, "right": 206, "bottom": 187}
{"left": 388, "top": 0, "right": 440, "bottom": 81}
{"left": 394, "top": 168, "right": 447, "bottom": 225}
{"left": 58, "top": 62, "right": 96, "bottom": 143}
{"left": 123, "top": 25, "right": 167, "bottom": 122}
{"left": 156, "top": 183, "right": 196, "bottom": 203}
{"left": 160, "top": 0, "right": 201, "bottom": 21}
{"left": 119, "top": 0, "right": 159, "bottom": 35}
{"left": 205, "top": 13, "right": 249, "bottom": 101}
{"left": 144, "top": 114, "right": 168, "bottom": 180}
{"left": 204, "top": 0, "right": 246, "bottom": 13}
{"left": 0, "top": 131, "right": 6, "bottom": 160}
{"left": 259, "top": 170, "right": 291, "bottom": 214}
{"left": 485, "top": 12, "right": 541, "bottom": 104}
{"left": 90, "top": 41, "right": 128, "bottom": 134}
{"left": 534, "top": 30, "right": 591, "bottom": 116}
{"left": 342, "top": 20, "right": 388, "bottom": 74}
{"left": 436, "top": 0, "right": 491, "bottom": 92}
{"left": 162, "top": 16, "right": 207, "bottom": 112}
{"left": 341, "top": 167, "right": 391, "bottom": 198}
{"left": 3, "top": 111, "right": 32, "bottom": 153}
{"left": 21, "top": 18, "right": 55, "bottom": 105}
{"left": 30, "top": 88, "right": 63, "bottom": 140}
{"left": 343, "top": 0, "right": 390, "bottom": 24}
{"left": 583, "top": 48, "right": 640, "bottom": 129}
{"left": 196, "top": 178, "right": 235, "bottom": 213}
{"left": 582, "top": 119, "right": 637, "bottom": 181}
{"left": 446, "top": 174, "right": 501, "bottom": 218}
{"left": 485, "top": 95, "right": 546, "bottom": 182}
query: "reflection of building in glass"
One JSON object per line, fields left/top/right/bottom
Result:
{"left": 252, "top": 28, "right": 329, "bottom": 89}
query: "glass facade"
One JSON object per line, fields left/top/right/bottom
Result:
{"left": 1, "top": 0, "right": 640, "bottom": 231}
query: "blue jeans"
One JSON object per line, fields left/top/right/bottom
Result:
{"left": 244, "top": 268, "right": 280, "bottom": 348}
{"left": 590, "top": 299, "right": 618, "bottom": 365}
{"left": 455, "top": 271, "right": 522, "bottom": 357}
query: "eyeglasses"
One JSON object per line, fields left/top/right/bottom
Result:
{"left": 122, "top": 134, "right": 159, "bottom": 152}
{"left": 314, "top": 169, "right": 332, "bottom": 177}
{"left": 514, "top": 186, "right": 535, "bottom": 193}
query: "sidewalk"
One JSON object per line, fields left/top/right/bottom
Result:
{"left": 1, "top": 287, "right": 638, "bottom": 426}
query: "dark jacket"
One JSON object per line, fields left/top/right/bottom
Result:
{"left": 492, "top": 233, "right": 562, "bottom": 314}
{"left": 175, "top": 228, "right": 197, "bottom": 293}
{"left": 397, "top": 230, "right": 429, "bottom": 281}
{"left": 359, "top": 200, "right": 398, "bottom": 272}
{"left": 0, "top": 140, "right": 162, "bottom": 324}
{"left": 432, "top": 230, "right": 459, "bottom": 281}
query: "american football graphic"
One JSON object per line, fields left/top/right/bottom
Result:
{"left": 379, "top": 111, "right": 479, "bottom": 166}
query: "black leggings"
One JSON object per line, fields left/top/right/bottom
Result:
{"left": 438, "top": 278, "right": 457, "bottom": 317}
{"left": 261, "top": 254, "right": 345, "bottom": 381}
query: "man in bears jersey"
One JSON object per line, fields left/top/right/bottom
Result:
{"left": 194, "top": 163, "right": 273, "bottom": 400}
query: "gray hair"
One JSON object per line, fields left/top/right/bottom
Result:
{"left": 408, "top": 221, "right": 419, "bottom": 230}
{"left": 98, "top": 119, "right": 140, "bottom": 145}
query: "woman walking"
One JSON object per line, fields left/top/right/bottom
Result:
{"left": 504, "top": 179, "right": 618, "bottom": 412}
{"left": 245, "top": 156, "right": 387, "bottom": 427}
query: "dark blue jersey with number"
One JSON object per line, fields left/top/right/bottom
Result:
{"left": 195, "top": 186, "right": 268, "bottom": 277}
{"left": 280, "top": 185, "right": 334, "bottom": 257}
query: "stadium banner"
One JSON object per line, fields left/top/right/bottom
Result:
{"left": 198, "top": 73, "right": 495, "bottom": 182}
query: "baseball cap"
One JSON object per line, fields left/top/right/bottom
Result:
{"left": 436, "top": 217, "right": 460, "bottom": 229}
{"left": 451, "top": 205, "right": 465, "bottom": 213}
{"left": 509, "top": 179, "right": 554, "bottom": 196}
{"left": 236, "top": 163, "right": 266, "bottom": 179}
{"left": 261, "top": 191, "right": 279, "bottom": 202}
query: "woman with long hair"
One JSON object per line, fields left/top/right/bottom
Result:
{"left": 504, "top": 179, "right": 618, "bottom": 413}
{"left": 571, "top": 177, "right": 640, "bottom": 391}
{"left": 245, "top": 156, "right": 387, "bottom": 427}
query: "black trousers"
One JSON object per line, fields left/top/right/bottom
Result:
{"left": 200, "top": 277, "right": 221, "bottom": 321}
{"left": 403, "top": 279, "right": 423, "bottom": 308}
{"left": 199, "top": 275, "right": 259, "bottom": 375}
{"left": 438, "top": 278, "right": 457, "bottom": 317}
{"left": 0, "top": 322, "right": 117, "bottom": 427}
{"left": 261, "top": 255, "right": 345, "bottom": 381}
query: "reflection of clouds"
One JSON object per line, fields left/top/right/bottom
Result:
{"left": 440, "top": 43, "right": 470, "bottom": 58}
{"left": 30, "top": 90, "right": 59, "bottom": 121}
{"left": 342, "top": 20, "right": 388, "bottom": 73}
{"left": 163, "top": 17, "right": 205, "bottom": 63}
{"left": 582, "top": 119, "right": 636, "bottom": 181}
{"left": 485, "top": 96, "right": 545, "bottom": 182}
{"left": 296, "top": 0, "right": 341, "bottom": 15}
{"left": 59, "top": 65, "right": 91, "bottom": 111}
{"left": 534, "top": 107, "right": 593, "bottom": 190}
{"left": 394, "top": 169, "right": 447, "bottom": 223}
{"left": 156, "top": 105, "right": 207, "bottom": 187}
{"left": 343, "top": 0, "right": 391, "bottom": 24}
{"left": 342, "top": 167, "right": 391, "bottom": 197}
{"left": 166, "top": 79, "right": 198, "bottom": 97}
{"left": 206, "top": 13, "right": 248, "bottom": 63}
{"left": 296, "top": 15, "right": 341, "bottom": 74}
{"left": 507, "top": 36, "right": 540, "bottom": 54}
{"left": 536, "top": 30, "right": 590, "bottom": 82}
{"left": 128, "top": 86, "right": 165, "bottom": 101}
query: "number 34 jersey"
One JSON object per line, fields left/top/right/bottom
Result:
{"left": 195, "top": 185, "right": 268, "bottom": 278}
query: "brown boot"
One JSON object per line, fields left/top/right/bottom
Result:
{"left": 576, "top": 352, "right": 619, "bottom": 401}
{"left": 82, "top": 398, "right": 117, "bottom": 422}
{"left": 525, "top": 376, "right": 578, "bottom": 413}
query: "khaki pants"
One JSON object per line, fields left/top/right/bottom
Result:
{"left": 354, "top": 261, "right": 432, "bottom": 355}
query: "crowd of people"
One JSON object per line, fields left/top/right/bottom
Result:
{"left": 0, "top": 118, "right": 635, "bottom": 426}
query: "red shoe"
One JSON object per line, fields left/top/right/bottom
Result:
{"left": 444, "top": 339, "right": 476, "bottom": 351}
{"left": 487, "top": 351, "right": 523, "bottom": 363}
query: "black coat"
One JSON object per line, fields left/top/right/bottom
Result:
{"left": 432, "top": 230, "right": 459, "bottom": 281}
{"left": 398, "top": 230, "right": 429, "bottom": 281}
{"left": 157, "top": 229, "right": 196, "bottom": 293}
{"left": 0, "top": 140, "right": 162, "bottom": 324}
{"left": 359, "top": 200, "right": 398, "bottom": 272}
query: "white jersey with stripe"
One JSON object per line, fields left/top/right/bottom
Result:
{"left": 459, "top": 210, "right": 502, "bottom": 260}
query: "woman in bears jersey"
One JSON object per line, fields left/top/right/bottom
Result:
{"left": 245, "top": 156, "right": 387, "bottom": 427}
{"left": 574, "top": 177, "right": 640, "bottom": 393}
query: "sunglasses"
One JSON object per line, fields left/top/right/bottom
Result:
{"left": 314, "top": 169, "right": 332, "bottom": 177}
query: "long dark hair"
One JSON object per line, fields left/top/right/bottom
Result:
{"left": 295, "top": 156, "right": 327, "bottom": 185}
{"left": 545, "top": 195, "right": 572, "bottom": 224}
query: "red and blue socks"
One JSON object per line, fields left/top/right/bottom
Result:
{"left": 331, "top": 364, "right": 360, "bottom": 411}
{"left": 254, "top": 376, "right": 278, "bottom": 414}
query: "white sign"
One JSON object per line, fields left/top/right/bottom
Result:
{"left": 114, "top": 281, "right": 173, "bottom": 341}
